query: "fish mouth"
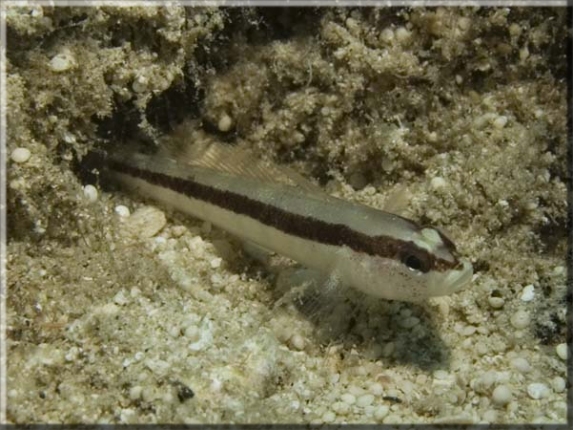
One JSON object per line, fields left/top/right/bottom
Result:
{"left": 443, "top": 259, "right": 474, "bottom": 294}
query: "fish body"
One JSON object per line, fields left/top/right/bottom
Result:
{"left": 101, "top": 142, "right": 473, "bottom": 302}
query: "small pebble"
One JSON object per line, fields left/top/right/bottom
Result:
{"left": 167, "top": 326, "right": 180, "bottom": 338}
{"left": 49, "top": 50, "right": 75, "bottom": 72}
{"left": 115, "top": 205, "right": 130, "bottom": 217}
{"left": 348, "top": 385, "right": 365, "bottom": 396}
{"left": 288, "top": 334, "right": 305, "bottom": 351}
{"left": 493, "top": 115, "right": 508, "bottom": 129}
{"left": 475, "top": 371, "right": 496, "bottom": 393}
{"left": 210, "top": 257, "right": 222, "bottom": 269}
{"left": 83, "top": 185, "right": 98, "bottom": 203}
{"left": 293, "top": 131, "right": 305, "bottom": 143}
{"left": 399, "top": 316, "right": 419, "bottom": 329}
{"left": 64, "top": 347, "right": 79, "bottom": 362}
{"left": 321, "top": 411, "right": 336, "bottom": 423}
{"left": 482, "top": 409, "right": 498, "bottom": 423}
{"left": 382, "top": 342, "right": 395, "bottom": 357}
{"left": 551, "top": 377, "right": 566, "bottom": 393}
{"left": 379, "top": 28, "right": 394, "bottom": 43}
{"left": 510, "top": 357, "right": 531, "bottom": 373}
{"left": 183, "top": 325, "right": 201, "bottom": 342}
{"left": 510, "top": 310, "right": 530, "bottom": 329}
{"left": 217, "top": 113, "right": 233, "bottom": 132}
{"left": 63, "top": 132, "right": 76, "bottom": 144}
{"left": 374, "top": 405, "right": 389, "bottom": 420}
{"left": 555, "top": 343, "right": 568, "bottom": 361}
{"left": 457, "top": 16, "right": 471, "bottom": 30}
{"left": 129, "top": 386, "right": 143, "bottom": 400}
{"left": 433, "top": 369, "right": 449, "bottom": 380}
{"left": 363, "top": 405, "right": 376, "bottom": 416}
{"left": 527, "top": 383, "right": 550, "bottom": 400}
{"left": 385, "top": 389, "right": 401, "bottom": 402}
{"left": 366, "top": 343, "right": 384, "bottom": 360}
{"left": 124, "top": 206, "right": 166, "bottom": 238}
{"left": 462, "top": 325, "right": 476, "bottom": 336}
{"left": 154, "top": 236, "right": 166, "bottom": 246}
{"left": 488, "top": 296, "right": 505, "bottom": 309}
{"left": 132, "top": 75, "right": 148, "bottom": 93}
{"left": 520, "top": 284, "right": 535, "bottom": 302}
{"left": 369, "top": 382, "right": 384, "bottom": 396}
{"left": 474, "top": 112, "right": 497, "bottom": 129}
{"left": 356, "top": 394, "right": 374, "bottom": 408}
{"left": 332, "top": 401, "right": 349, "bottom": 416}
{"left": 113, "top": 289, "right": 129, "bottom": 305}
{"left": 395, "top": 26, "right": 411, "bottom": 43}
{"left": 430, "top": 176, "right": 447, "bottom": 190}
{"left": 509, "top": 23, "right": 522, "bottom": 37}
{"left": 525, "top": 200, "right": 538, "bottom": 211}
{"left": 348, "top": 172, "right": 368, "bottom": 190}
{"left": 491, "top": 385, "right": 512, "bottom": 406}
{"left": 552, "top": 265, "right": 565, "bottom": 276}
{"left": 384, "top": 414, "right": 402, "bottom": 424}
{"left": 340, "top": 393, "right": 356, "bottom": 405}
{"left": 11, "top": 147, "right": 31, "bottom": 163}
{"left": 210, "top": 273, "right": 224, "bottom": 288}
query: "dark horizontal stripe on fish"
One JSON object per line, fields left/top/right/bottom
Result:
{"left": 110, "top": 160, "right": 459, "bottom": 273}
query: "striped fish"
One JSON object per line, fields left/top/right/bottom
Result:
{"left": 95, "top": 131, "right": 473, "bottom": 302}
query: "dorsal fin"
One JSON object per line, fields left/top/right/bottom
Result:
{"left": 160, "top": 121, "right": 327, "bottom": 196}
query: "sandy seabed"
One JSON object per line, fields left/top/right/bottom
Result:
{"left": 4, "top": 5, "right": 569, "bottom": 424}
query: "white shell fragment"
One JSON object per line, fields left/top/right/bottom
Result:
{"left": 11, "top": 147, "right": 31, "bottom": 163}
{"left": 491, "top": 385, "right": 512, "bottom": 406}
{"left": 379, "top": 28, "right": 394, "bottom": 44}
{"left": 83, "top": 185, "right": 98, "bottom": 203}
{"left": 520, "top": 284, "right": 535, "bottom": 302}
{"left": 114, "top": 205, "right": 131, "bottom": 218}
{"left": 395, "top": 26, "right": 411, "bottom": 43}
{"left": 510, "top": 357, "right": 531, "bottom": 373}
{"left": 430, "top": 176, "right": 447, "bottom": 190}
{"left": 210, "top": 257, "right": 222, "bottom": 269}
{"left": 123, "top": 206, "right": 166, "bottom": 238}
{"left": 340, "top": 393, "right": 356, "bottom": 405}
{"left": 288, "top": 334, "right": 305, "bottom": 351}
{"left": 356, "top": 393, "right": 374, "bottom": 408}
{"left": 493, "top": 115, "right": 508, "bottom": 129}
{"left": 510, "top": 310, "right": 530, "bottom": 329}
{"left": 527, "top": 383, "right": 550, "bottom": 400}
{"left": 218, "top": 113, "right": 233, "bottom": 132}
{"left": 132, "top": 75, "right": 148, "bottom": 93}
{"left": 555, "top": 343, "right": 568, "bottom": 361}
{"left": 321, "top": 411, "right": 336, "bottom": 423}
{"left": 374, "top": 405, "right": 390, "bottom": 420}
{"left": 551, "top": 377, "right": 566, "bottom": 393}
{"left": 488, "top": 296, "right": 505, "bottom": 309}
{"left": 49, "top": 50, "right": 75, "bottom": 72}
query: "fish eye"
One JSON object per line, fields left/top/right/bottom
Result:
{"left": 402, "top": 252, "right": 430, "bottom": 273}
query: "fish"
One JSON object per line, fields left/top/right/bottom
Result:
{"left": 93, "top": 127, "right": 473, "bottom": 302}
